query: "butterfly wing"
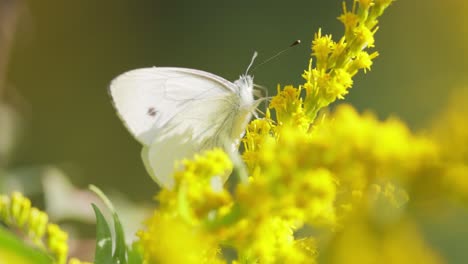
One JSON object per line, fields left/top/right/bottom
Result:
{"left": 109, "top": 67, "right": 247, "bottom": 188}
{"left": 109, "top": 67, "right": 239, "bottom": 145}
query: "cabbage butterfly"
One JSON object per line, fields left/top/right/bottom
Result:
{"left": 109, "top": 56, "right": 258, "bottom": 189}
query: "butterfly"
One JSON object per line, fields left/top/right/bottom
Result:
{"left": 109, "top": 55, "right": 259, "bottom": 189}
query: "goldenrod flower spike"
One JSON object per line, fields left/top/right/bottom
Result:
{"left": 155, "top": 148, "right": 234, "bottom": 226}
{"left": 301, "top": 0, "right": 394, "bottom": 121}
{"left": 138, "top": 211, "right": 225, "bottom": 263}
{"left": 47, "top": 224, "right": 69, "bottom": 264}
{"left": 139, "top": 1, "right": 399, "bottom": 263}
{"left": 28, "top": 207, "right": 49, "bottom": 245}
{"left": 0, "top": 192, "right": 89, "bottom": 264}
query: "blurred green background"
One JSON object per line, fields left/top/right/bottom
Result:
{"left": 1, "top": 0, "right": 467, "bottom": 261}
{"left": 4, "top": 0, "right": 466, "bottom": 196}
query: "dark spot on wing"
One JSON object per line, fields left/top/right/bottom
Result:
{"left": 147, "top": 107, "right": 157, "bottom": 117}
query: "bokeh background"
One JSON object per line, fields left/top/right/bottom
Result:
{"left": 1, "top": 0, "right": 467, "bottom": 262}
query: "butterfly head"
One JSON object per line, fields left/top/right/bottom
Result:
{"left": 234, "top": 74, "right": 254, "bottom": 102}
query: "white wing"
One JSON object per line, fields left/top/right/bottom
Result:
{"left": 109, "top": 67, "right": 240, "bottom": 145}
{"left": 109, "top": 67, "right": 254, "bottom": 188}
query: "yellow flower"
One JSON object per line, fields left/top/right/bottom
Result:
{"left": 242, "top": 121, "right": 273, "bottom": 173}
{"left": 324, "top": 219, "right": 444, "bottom": 264}
{"left": 269, "top": 85, "right": 311, "bottom": 130}
{"left": 306, "top": 105, "right": 436, "bottom": 212}
{"left": 157, "top": 148, "right": 234, "bottom": 224}
{"left": 47, "top": 224, "right": 69, "bottom": 264}
{"left": 27, "top": 208, "right": 49, "bottom": 245}
{"left": 244, "top": 217, "right": 314, "bottom": 264}
{"left": 138, "top": 213, "right": 224, "bottom": 264}
{"left": 0, "top": 192, "right": 89, "bottom": 264}
{"left": 240, "top": 123, "right": 338, "bottom": 227}
{"left": 351, "top": 25, "right": 375, "bottom": 52}
{"left": 429, "top": 88, "right": 468, "bottom": 201}
{"left": 139, "top": 1, "right": 399, "bottom": 263}
{"left": 301, "top": 0, "right": 393, "bottom": 120}
{"left": 312, "top": 29, "right": 335, "bottom": 70}
{"left": 346, "top": 51, "right": 379, "bottom": 74}
{"left": 338, "top": 3, "right": 359, "bottom": 39}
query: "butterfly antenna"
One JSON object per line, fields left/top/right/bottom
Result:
{"left": 245, "top": 51, "right": 258, "bottom": 75}
{"left": 250, "top": 39, "right": 301, "bottom": 73}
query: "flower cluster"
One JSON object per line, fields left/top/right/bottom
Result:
{"left": 0, "top": 192, "right": 91, "bottom": 264}
{"left": 301, "top": 0, "right": 393, "bottom": 120}
{"left": 138, "top": 1, "right": 450, "bottom": 263}
{"left": 138, "top": 149, "right": 230, "bottom": 264}
{"left": 429, "top": 88, "right": 468, "bottom": 202}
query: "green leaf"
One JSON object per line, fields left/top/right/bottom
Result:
{"left": 127, "top": 243, "right": 144, "bottom": 264}
{"left": 112, "top": 212, "right": 127, "bottom": 264}
{"left": 92, "top": 204, "right": 113, "bottom": 264}
{"left": 89, "top": 185, "right": 133, "bottom": 264}
{"left": 0, "top": 226, "right": 52, "bottom": 264}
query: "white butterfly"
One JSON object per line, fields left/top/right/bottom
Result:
{"left": 109, "top": 58, "right": 259, "bottom": 189}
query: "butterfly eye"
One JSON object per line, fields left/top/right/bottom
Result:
{"left": 147, "top": 107, "right": 157, "bottom": 117}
